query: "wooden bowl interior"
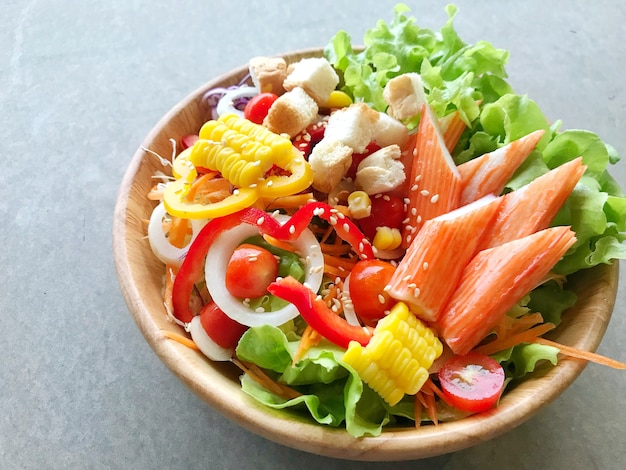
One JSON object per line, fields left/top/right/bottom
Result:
{"left": 112, "top": 49, "right": 619, "bottom": 461}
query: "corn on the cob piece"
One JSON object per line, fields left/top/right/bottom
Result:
{"left": 191, "top": 113, "right": 294, "bottom": 188}
{"left": 342, "top": 302, "right": 443, "bottom": 406}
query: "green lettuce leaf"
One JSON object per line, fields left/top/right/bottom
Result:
{"left": 236, "top": 325, "right": 391, "bottom": 437}
{"left": 493, "top": 343, "right": 560, "bottom": 380}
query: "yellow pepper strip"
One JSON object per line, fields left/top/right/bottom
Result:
{"left": 342, "top": 302, "right": 443, "bottom": 406}
{"left": 164, "top": 113, "right": 313, "bottom": 219}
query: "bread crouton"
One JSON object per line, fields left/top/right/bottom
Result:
{"left": 383, "top": 73, "right": 427, "bottom": 120}
{"left": 283, "top": 57, "right": 339, "bottom": 105}
{"left": 324, "top": 103, "right": 379, "bottom": 153}
{"left": 355, "top": 145, "right": 406, "bottom": 195}
{"left": 249, "top": 56, "right": 288, "bottom": 95}
{"left": 371, "top": 112, "right": 410, "bottom": 148}
{"left": 263, "top": 87, "right": 319, "bottom": 137}
{"left": 308, "top": 139, "right": 353, "bottom": 193}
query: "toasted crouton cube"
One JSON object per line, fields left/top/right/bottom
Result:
{"left": 249, "top": 56, "right": 288, "bottom": 95}
{"left": 324, "top": 103, "right": 379, "bottom": 153}
{"left": 308, "top": 139, "right": 354, "bottom": 193}
{"left": 371, "top": 112, "right": 410, "bottom": 148}
{"left": 283, "top": 57, "right": 340, "bottom": 105}
{"left": 263, "top": 87, "right": 319, "bottom": 137}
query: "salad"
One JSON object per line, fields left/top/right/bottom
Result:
{"left": 144, "top": 4, "right": 626, "bottom": 437}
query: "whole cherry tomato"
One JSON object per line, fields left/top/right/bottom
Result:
{"left": 348, "top": 259, "right": 396, "bottom": 325}
{"left": 243, "top": 92, "right": 279, "bottom": 124}
{"left": 225, "top": 243, "right": 279, "bottom": 299}
{"left": 357, "top": 194, "right": 405, "bottom": 240}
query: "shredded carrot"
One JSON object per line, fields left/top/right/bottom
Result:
{"left": 168, "top": 216, "right": 190, "bottom": 248}
{"left": 262, "top": 234, "right": 299, "bottom": 253}
{"left": 232, "top": 358, "right": 302, "bottom": 400}
{"left": 320, "top": 243, "right": 352, "bottom": 257}
{"left": 473, "top": 322, "right": 556, "bottom": 356}
{"left": 323, "top": 253, "right": 357, "bottom": 271}
{"left": 291, "top": 325, "right": 323, "bottom": 365}
{"left": 323, "top": 263, "right": 347, "bottom": 279}
{"left": 414, "top": 393, "right": 423, "bottom": 428}
{"left": 264, "top": 192, "right": 316, "bottom": 210}
{"left": 185, "top": 172, "right": 215, "bottom": 202}
{"left": 423, "top": 391, "right": 438, "bottom": 425}
{"left": 533, "top": 337, "right": 626, "bottom": 370}
{"left": 148, "top": 184, "right": 164, "bottom": 200}
{"left": 319, "top": 225, "right": 335, "bottom": 244}
{"left": 161, "top": 330, "right": 199, "bottom": 351}
{"left": 423, "top": 378, "right": 451, "bottom": 406}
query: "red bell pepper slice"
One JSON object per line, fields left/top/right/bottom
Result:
{"left": 268, "top": 276, "right": 372, "bottom": 349}
{"left": 172, "top": 201, "right": 374, "bottom": 324}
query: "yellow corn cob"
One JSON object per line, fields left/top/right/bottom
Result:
{"left": 191, "top": 113, "right": 293, "bottom": 188}
{"left": 342, "top": 302, "right": 443, "bottom": 406}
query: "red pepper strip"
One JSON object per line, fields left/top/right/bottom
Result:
{"left": 268, "top": 276, "right": 372, "bottom": 349}
{"left": 172, "top": 202, "right": 374, "bottom": 323}
{"left": 172, "top": 211, "right": 244, "bottom": 323}
{"left": 292, "top": 119, "right": 327, "bottom": 158}
{"left": 240, "top": 201, "right": 375, "bottom": 259}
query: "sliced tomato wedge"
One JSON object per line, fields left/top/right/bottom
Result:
{"left": 438, "top": 352, "right": 505, "bottom": 413}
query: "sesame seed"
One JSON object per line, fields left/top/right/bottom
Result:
{"left": 382, "top": 195, "right": 390, "bottom": 201}
{"left": 383, "top": 285, "right": 391, "bottom": 292}
{"left": 420, "top": 189, "right": 430, "bottom": 197}
{"left": 256, "top": 216, "right": 265, "bottom": 225}
{"left": 405, "top": 234, "right": 412, "bottom": 244}
{"left": 413, "top": 287, "right": 421, "bottom": 298}
{"left": 248, "top": 256, "right": 258, "bottom": 262}
{"left": 411, "top": 207, "right": 417, "bottom": 216}
{"left": 423, "top": 262, "right": 429, "bottom": 270}
{"left": 411, "top": 184, "right": 419, "bottom": 191}
{"left": 289, "top": 225, "right": 296, "bottom": 234}
{"left": 377, "top": 294, "right": 386, "bottom": 304}
{"left": 403, "top": 198, "right": 410, "bottom": 204}
{"left": 408, "top": 282, "right": 417, "bottom": 289}
{"left": 255, "top": 307, "right": 266, "bottom": 313}
{"left": 329, "top": 216, "right": 337, "bottom": 225}
{"left": 266, "top": 180, "right": 273, "bottom": 187}
{"left": 414, "top": 174, "right": 422, "bottom": 182}
{"left": 343, "top": 222, "right": 350, "bottom": 232}
{"left": 337, "top": 212, "right": 345, "bottom": 219}
{"left": 315, "top": 295, "right": 323, "bottom": 301}
{"left": 358, "top": 242, "right": 364, "bottom": 252}
{"left": 430, "top": 194, "right": 440, "bottom": 203}
{"left": 249, "top": 183, "right": 257, "bottom": 188}
{"left": 303, "top": 133, "right": 311, "bottom": 142}
{"left": 403, "top": 275, "right": 412, "bottom": 282}
{"left": 416, "top": 215, "right": 422, "bottom": 223}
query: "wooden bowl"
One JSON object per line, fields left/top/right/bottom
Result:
{"left": 112, "top": 48, "right": 619, "bottom": 461}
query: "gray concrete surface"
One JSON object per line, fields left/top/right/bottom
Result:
{"left": 1, "top": 1, "right": 625, "bottom": 469}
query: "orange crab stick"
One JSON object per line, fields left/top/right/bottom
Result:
{"left": 401, "top": 104, "right": 462, "bottom": 247}
{"left": 437, "top": 226, "right": 577, "bottom": 355}
{"left": 387, "top": 195, "right": 502, "bottom": 322}
{"left": 457, "top": 129, "right": 545, "bottom": 206}
{"left": 478, "top": 157, "right": 586, "bottom": 251}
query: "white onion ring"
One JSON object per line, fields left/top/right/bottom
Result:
{"left": 204, "top": 214, "right": 324, "bottom": 327}
{"left": 341, "top": 273, "right": 362, "bottom": 327}
{"left": 216, "top": 86, "right": 258, "bottom": 117}
{"left": 187, "top": 316, "right": 233, "bottom": 361}
{"left": 148, "top": 202, "right": 207, "bottom": 267}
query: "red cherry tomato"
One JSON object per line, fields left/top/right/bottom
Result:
{"left": 199, "top": 301, "right": 247, "bottom": 349}
{"left": 438, "top": 352, "right": 505, "bottom": 413}
{"left": 348, "top": 259, "right": 396, "bottom": 325}
{"left": 243, "top": 92, "right": 279, "bottom": 124}
{"left": 357, "top": 194, "right": 405, "bottom": 240}
{"left": 225, "top": 243, "right": 279, "bottom": 299}
{"left": 180, "top": 134, "right": 199, "bottom": 150}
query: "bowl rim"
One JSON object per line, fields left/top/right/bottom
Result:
{"left": 112, "top": 48, "right": 619, "bottom": 461}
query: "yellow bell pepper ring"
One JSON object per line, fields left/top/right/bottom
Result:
{"left": 163, "top": 179, "right": 258, "bottom": 220}
{"left": 257, "top": 148, "right": 313, "bottom": 198}
{"left": 172, "top": 147, "right": 196, "bottom": 181}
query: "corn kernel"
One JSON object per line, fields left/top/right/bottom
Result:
{"left": 373, "top": 226, "right": 402, "bottom": 251}
{"left": 347, "top": 191, "right": 372, "bottom": 219}
{"left": 324, "top": 90, "right": 353, "bottom": 109}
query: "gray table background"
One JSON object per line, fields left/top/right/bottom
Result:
{"left": 1, "top": 1, "right": 625, "bottom": 469}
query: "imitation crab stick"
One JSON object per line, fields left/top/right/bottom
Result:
{"left": 437, "top": 226, "right": 577, "bottom": 355}
{"left": 387, "top": 195, "right": 502, "bottom": 322}
{"left": 478, "top": 157, "right": 586, "bottom": 251}
{"left": 401, "top": 104, "right": 462, "bottom": 247}
{"left": 439, "top": 110, "right": 467, "bottom": 153}
{"left": 457, "top": 129, "right": 545, "bottom": 206}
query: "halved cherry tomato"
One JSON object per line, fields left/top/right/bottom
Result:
{"left": 243, "top": 92, "right": 279, "bottom": 124}
{"left": 438, "top": 352, "right": 505, "bottom": 413}
{"left": 199, "top": 301, "right": 248, "bottom": 349}
{"left": 346, "top": 142, "right": 382, "bottom": 178}
{"left": 348, "top": 259, "right": 396, "bottom": 325}
{"left": 225, "top": 243, "right": 279, "bottom": 299}
{"left": 357, "top": 193, "right": 405, "bottom": 240}
{"left": 180, "top": 134, "right": 199, "bottom": 150}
